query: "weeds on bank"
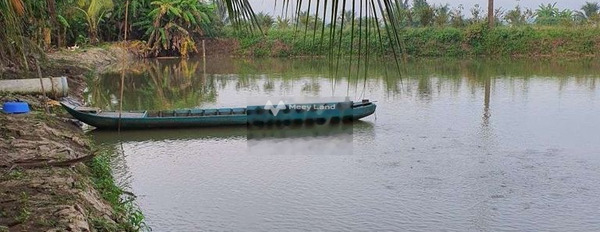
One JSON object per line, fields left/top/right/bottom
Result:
{"left": 16, "top": 192, "right": 31, "bottom": 223}
{"left": 36, "top": 216, "right": 59, "bottom": 228}
{"left": 4, "top": 169, "right": 27, "bottom": 181}
{"left": 87, "top": 147, "right": 149, "bottom": 231}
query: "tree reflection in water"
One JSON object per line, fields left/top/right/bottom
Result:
{"left": 86, "top": 57, "right": 600, "bottom": 113}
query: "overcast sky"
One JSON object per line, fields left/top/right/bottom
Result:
{"left": 248, "top": 0, "right": 589, "bottom": 17}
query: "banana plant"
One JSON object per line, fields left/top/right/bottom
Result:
{"left": 72, "top": 0, "right": 114, "bottom": 44}
{"left": 534, "top": 3, "right": 575, "bottom": 26}
{"left": 134, "top": 0, "right": 214, "bottom": 57}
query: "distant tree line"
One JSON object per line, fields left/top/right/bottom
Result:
{"left": 249, "top": 1, "right": 600, "bottom": 31}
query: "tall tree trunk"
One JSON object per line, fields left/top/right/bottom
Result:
{"left": 488, "top": 0, "right": 494, "bottom": 28}
{"left": 90, "top": 30, "right": 98, "bottom": 45}
{"left": 46, "top": 0, "right": 58, "bottom": 47}
{"left": 124, "top": 0, "right": 129, "bottom": 41}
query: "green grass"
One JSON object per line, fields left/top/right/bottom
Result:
{"left": 228, "top": 25, "right": 600, "bottom": 58}
{"left": 16, "top": 192, "right": 31, "bottom": 223}
{"left": 87, "top": 147, "right": 148, "bottom": 231}
{"left": 6, "top": 169, "right": 27, "bottom": 181}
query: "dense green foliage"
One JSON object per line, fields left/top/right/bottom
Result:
{"left": 226, "top": 1, "right": 600, "bottom": 58}
{"left": 0, "top": 0, "right": 220, "bottom": 66}
{"left": 73, "top": 0, "right": 115, "bottom": 44}
{"left": 131, "top": 0, "right": 219, "bottom": 56}
{"left": 232, "top": 25, "right": 600, "bottom": 57}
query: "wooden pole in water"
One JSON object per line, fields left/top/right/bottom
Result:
{"left": 202, "top": 39, "right": 206, "bottom": 58}
{"left": 483, "top": 77, "right": 491, "bottom": 126}
{"left": 202, "top": 39, "right": 206, "bottom": 79}
{"left": 118, "top": 69, "right": 125, "bottom": 132}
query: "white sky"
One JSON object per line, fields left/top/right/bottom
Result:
{"left": 248, "top": 0, "right": 588, "bottom": 17}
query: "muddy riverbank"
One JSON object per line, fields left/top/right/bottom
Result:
{"left": 0, "top": 45, "right": 144, "bottom": 231}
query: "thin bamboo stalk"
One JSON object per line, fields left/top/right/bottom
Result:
{"left": 35, "top": 58, "right": 49, "bottom": 113}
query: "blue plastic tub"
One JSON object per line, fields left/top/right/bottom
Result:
{"left": 2, "top": 101, "right": 30, "bottom": 114}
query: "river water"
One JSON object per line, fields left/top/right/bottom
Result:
{"left": 89, "top": 57, "right": 600, "bottom": 231}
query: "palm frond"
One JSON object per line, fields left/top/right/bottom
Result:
{"left": 243, "top": 0, "right": 408, "bottom": 80}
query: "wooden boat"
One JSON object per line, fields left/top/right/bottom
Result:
{"left": 61, "top": 100, "right": 376, "bottom": 130}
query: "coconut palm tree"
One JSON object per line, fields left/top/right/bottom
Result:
{"left": 255, "top": 12, "right": 274, "bottom": 31}
{"left": 581, "top": 1, "right": 600, "bottom": 18}
{"left": 275, "top": 16, "right": 291, "bottom": 29}
{"left": 576, "top": 2, "right": 600, "bottom": 23}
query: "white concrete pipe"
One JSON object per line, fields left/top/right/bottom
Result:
{"left": 0, "top": 76, "right": 69, "bottom": 97}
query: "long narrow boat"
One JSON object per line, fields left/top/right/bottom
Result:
{"left": 61, "top": 100, "right": 376, "bottom": 130}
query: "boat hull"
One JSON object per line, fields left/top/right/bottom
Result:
{"left": 62, "top": 102, "right": 376, "bottom": 130}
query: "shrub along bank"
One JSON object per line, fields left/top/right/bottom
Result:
{"left": 228, "top": 25, "right": 600, "bottom": 58}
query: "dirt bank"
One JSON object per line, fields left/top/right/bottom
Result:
{"left": 46, "top": 45, "right": 135, "bottom": 73}
{"left": 203, "top": 38, "right": 240, "bottom": 56}
{"left": 0, "top": 45, "right": 141, "bottom": 231}
{"left": 0, "top": 97, "right": 120, "bottom": 231}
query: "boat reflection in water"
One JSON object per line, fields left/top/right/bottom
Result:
{"left": 91, "top": 121, "right": 374, "bottom": 145}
